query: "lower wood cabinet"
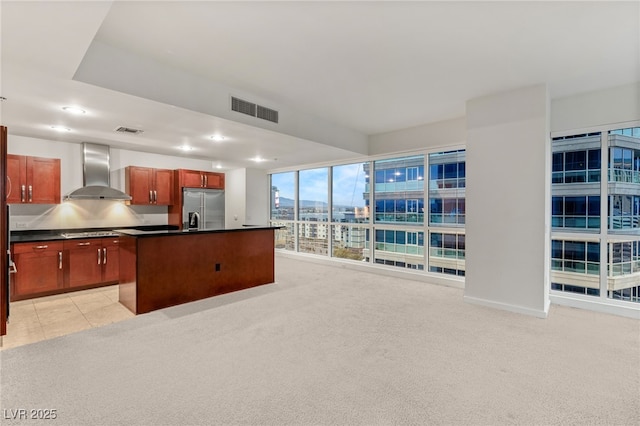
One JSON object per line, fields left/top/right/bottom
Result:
{"left": 64, "top": 238, "right": 120, "bottom": 289}
{"left": 10, "top": 237, "right": 120, "bottom": 301}
{"left": 10, "top": 242, "right": 64, "bottom": 300}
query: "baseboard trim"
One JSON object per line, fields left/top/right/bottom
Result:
{"left": 550, "top": 293, "right": 640, "bottom": 320}
{"left": 276, "top": 251, "right": 465, "bottom": 289}
{"left": 463, "top": 295, "right": 550, "bottom": 318}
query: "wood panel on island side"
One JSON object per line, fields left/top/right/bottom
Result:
{"left": 117, "top": 227, "right": 278, "bottom": 314}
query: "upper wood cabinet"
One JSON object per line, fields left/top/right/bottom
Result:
{"left": 6, "top": 155, "right": 61, "bottom": 204}
{"left": 177, "top": 169, "right": 225, "bottom": 189}
{"left": 125, "top": 166, "right": 173, "bottom": 205}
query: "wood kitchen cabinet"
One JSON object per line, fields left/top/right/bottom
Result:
{"left": 64, "top": 238, "right": 120, "bottom": 289}
{"left": 125, "top": 166, "right": 173, "bottom": 205}
{"left": 10, "top": 241, "right": 64, "bottom": 300}
{"left": 6, "top": 154, "right": 61, "bottom": 204}
{"left": 178, "top": 169, "right": 225, "bottom": 189}
{"left": 101, "top": 238, "right": 120, "bottom": 283}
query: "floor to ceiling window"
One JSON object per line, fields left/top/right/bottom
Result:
{"left": 269, "top": 150, "right": 465, "bottom": 279}
{"left": 270, "top": 171, "right": 295, "bottom": 251}
{"left": 428, "top": 150, "right": 466, "bottom": 276}
{"left": 366, "top": 155, "right": 426, "bottom": 270}
{"left": 331, "top": 163, "right": 369, "bottom": 261}
{"left": 298, "top": 168, "right": 329, "bottom": 255}
{"left": 551, "top": 126, "right": 640, "bottom": 304}
{"left": 606, "top": 127, "right": 640, "bottom": 303}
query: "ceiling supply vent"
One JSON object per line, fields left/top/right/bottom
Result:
{"left": 257, "top": 105, "right": 279, "bottom": 123}
{"left": 231, "top": 97, "right": 257, "bottom": 117}
{"left": 231, "top": 96, "right": 279, "bottom": 124}
{"left": 114, "top": 126, "right": 144, "bottom": 135}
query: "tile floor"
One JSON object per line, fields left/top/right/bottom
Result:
{"left": 0, "top": 285, "right": 135, "bottom": 350}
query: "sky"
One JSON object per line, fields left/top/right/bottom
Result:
{"left": 271, "top": 163, "right": 367, "bottom": 208}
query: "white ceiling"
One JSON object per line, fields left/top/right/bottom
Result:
{"left": 1, "top": 1, "right": 638, "bottom": 170}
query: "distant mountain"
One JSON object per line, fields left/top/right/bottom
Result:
{"left": 276, "top": 197, "right": 327, "bottom": 209}
{"left": 276, "top": 197, "right": 360, "bottom": 210}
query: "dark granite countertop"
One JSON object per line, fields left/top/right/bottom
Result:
{"left": 114, "top": 225, "right": 281, "bottom": 238}
{"left": 10, "top": 225, "right": 180, "bottom": 243}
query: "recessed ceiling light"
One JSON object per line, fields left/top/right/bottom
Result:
{"left": 250, "top": 156, "right": 266, "bottom": 163}
{"left": 178, "top": 145, "right": 194, "bottom": 151}
{"left": 210, "top": 135, "right": 225, "bottom": 142}
{"left": 50, "top": 125, "right": 71, "bottom": 132}
{"left": 62, "top": 106, "right": 86, "bottom": 115}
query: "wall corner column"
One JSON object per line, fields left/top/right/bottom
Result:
{"left": 464, "top": 84, "right": 551, "bottom": 318}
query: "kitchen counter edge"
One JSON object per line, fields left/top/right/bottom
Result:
{"left": 114, "top": 225, "right": 282, "bottom": 238}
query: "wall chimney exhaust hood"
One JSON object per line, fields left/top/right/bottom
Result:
{"left": 64, "top": 143, "right": 132, "bottom": 201}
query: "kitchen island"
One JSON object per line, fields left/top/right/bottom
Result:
{"left": 116, "top": 226, "right": 279, "bottom": 314}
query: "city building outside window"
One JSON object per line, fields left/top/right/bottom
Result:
{"left": 551, "top": 126, "right": 640, "bottom": 304}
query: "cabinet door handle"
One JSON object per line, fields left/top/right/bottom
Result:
{"left": 28, "top": 185, "right": 33, "bottom": 202}
{"left": 149, "top": 190, "right": 153, "bottom": 203}
{"left": 21, "top": 184, "right": 26, "bottom": 202}
{"left": 97, "top": 248, "right": 101, "bottom": 265}
{"left": 34, "top": 245, "right": 48, "bottom": 249}
{"left": 6, "top": 175, "right": 11, "bottom": 200}
{"left": 77, "top": 242, "right": 90, "bottom": 246}
{"left": 103, "top": 248, "right": 107, "bottom": 265}
{"left": 205, "top": 175, "right": 208, "bottom": 187}
{"left": 58, "top": 251, "right": 63, "bottom": 270}
{"left": 201, "top": 174, "right": 204, "bottom": 187}
{"left": 154, "top": 190, "right": 157, "bottom": 203}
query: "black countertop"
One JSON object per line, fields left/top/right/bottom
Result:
{"left": 10, "top": 225, "right": 180, "bottom": 243}
{"left": 115, "top": 225, "right": 281, "bottom": 238}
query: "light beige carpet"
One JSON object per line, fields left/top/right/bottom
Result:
{"left": 1, "top": 255, "right": 639, "bottom": 425}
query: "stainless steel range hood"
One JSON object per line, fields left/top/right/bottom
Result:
{"left": 64, "top": 143, "right": 132, "bottom": 201}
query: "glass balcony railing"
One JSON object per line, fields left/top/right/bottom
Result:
{"left": 609, "top": 169, "right": 640, "bottom": 184}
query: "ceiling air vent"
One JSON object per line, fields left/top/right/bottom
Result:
{"left": 114, "top": 126, "right": 144, "bottom": 135}
{"left": 231, "top": 96, "right": 279, "bottom": 124}
{"left": 231, "top": 97, "right": 256, "bottom": 117}
{"left": 257, "top": 105, "right": 279, "bottom": 123}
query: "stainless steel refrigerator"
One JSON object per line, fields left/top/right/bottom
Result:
{"left": 182, "top": 188, "right": 225, "bottom": 230}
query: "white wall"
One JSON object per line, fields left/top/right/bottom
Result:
{"left": 224, "top": 168, "right": 269, "bottom": 228}
{"left": 7, "top": 135, "right": 240, "bottom": 231}
{"left": 245, "top": 168, "right": 269, "bottom": 225}
{"left": 368, "top": 116, "right": 466, "bottom": 155}
{"left": 551, "top": 82, "right": 640, "bottom": 133}
{"left": 224, "top": 168, "right": 246, "bottom": 228}
{"left": 464, "top": 84, "right": 551, "bottom": 318}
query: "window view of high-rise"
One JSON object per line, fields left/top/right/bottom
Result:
{"left": 270, "top": 127, "right": 638, "bottom": 310}
{"left": 270, "top": 151, "right": 466, "bottom": 277}
{"left": 364, "top": 155, "right": 426, "bottom": 269}
{"left": 331, "top": 163, "right": 368, "bottom": 261}
{"left": 551, "top": 127, "right": 640, "bottom": 303}
{"left": 428, "top": 150, "right": 466, "bottom": 276}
